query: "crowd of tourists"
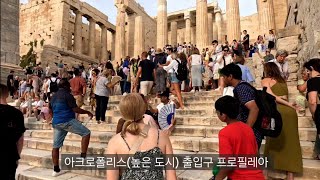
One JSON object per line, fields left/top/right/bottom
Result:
{"left": 2, "top": 28, "right": 320, "bottom": 180}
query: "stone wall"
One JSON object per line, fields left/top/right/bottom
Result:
{"left": 282, "top": 0, "right": 320, "bottom": 63}
{"left": 1, "top": 0, "right": 20, "bottom": 65}
{"left": 240, "top": 13, "right": 259, "bottom": 44}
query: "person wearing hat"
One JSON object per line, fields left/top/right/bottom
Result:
{"left": 153, "top": 48, "right": 167, "bottom": 93}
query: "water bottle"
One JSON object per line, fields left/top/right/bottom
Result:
{"left": 210, "top": 165, "right": 220, "bottom": 180}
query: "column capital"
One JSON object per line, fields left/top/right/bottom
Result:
{"left": 88, "top": 17, "right": 96, "bottom": 23}
{"left": 100, "top": 24, "right": 107, "bottom": 29}
{"left": 116, "top": 4, "right": 127, "bottom": 12}
{"left": 74, "top": 9, "right": 83, "bottom": 15}
{"left": 184, "top": 11, "right": 191, "bottom": 20}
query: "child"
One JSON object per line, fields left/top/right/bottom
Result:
{"left": 214, "top": 96, "right": 265, "bottom": 180}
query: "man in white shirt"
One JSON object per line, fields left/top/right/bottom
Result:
{"left": 268, "top": 50, "right": 289, "bottom": 80}
{"left": 32, "top": 96, "right": 45, "bottom": 120}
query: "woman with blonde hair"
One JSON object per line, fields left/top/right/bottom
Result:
{"left": 262, "top": 62, "right": 302, "bottom": 180}
{"left": 159, "top": 52, "right": 185, "bottom": 109}
{"left": 107, "top": 93, "right": 176, "bottom": 180}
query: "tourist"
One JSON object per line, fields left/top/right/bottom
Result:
{"left": 7, "top": 70, "right": 14, "bottom": 98}
{"left": 214, "top": 96, "right": 264, "bottom": 180}
{"left": 159, "top": 52, "right": 185, "bottom": 109}
{"left": 233, "top": 54, "right": 254, "bottom": 84}
{"left": 256, "top": 35, "right": 266, "bottom": 53}
{"left": 129, "top": 58, "right": 139, "bottom": 93}
{"left": 188, "top": 48, "right": 203, "bottom": 92}
{"left": 262, "top": 62, "right": 303, "bottom": 179}
{"left": 106, "top": 93, "right": 176, "bottom": 179}
{"left": 32, "top": 73, "right": 40, "bottom": 95}
{"left": 267, "top": 29, "right": 276, "bottom": 49}
{"left": 257, "top": 48, "right": 275, "bottom": 63}
{"left": 45, "top": 73, "right": 60, "bottom": 101}
{"left": 213, "top": 46, "right": 233, "bottom": 93}
{"left": 134, "top": 52, "right": 156, "bottom": 96}
{"left": 13, "top": 76, "right": 20, "bottom": 98}
{"left": 56, "top": 59, "right": 64, "bottom": 78}
{"left": 19, "top": 78, "right": 27, "bottom": 97}
{"left": 45, "top": 63, "right": 50, "bottom": 77}
{"left": 231, "top": 39, "right": 240, "bottom": 56}
{"left": 95, "top": 69, "right": 119, "bottom": 124}
{"left": 296, "top": 67, "right": 309, "bottom": 114}
{"left": 220, "top": 63, "right": 262, "bottom": 148}
{"left": 242, "top": 30, "right": 250, "bottom": 57}
{"left": 153, "top": 48, "right": 167, "bottom": 94}
{"left": 49, "top": 79, "right": 92, "bottom": 177}
{"left": 89, "top": 69, "right": 99, "bottom": 111}
{"left": 0, "top": 84, "right": 26, "bottom": 179}
{"left": 69, "top": 68, "right": 87, "bottom": 111}
{"left": 31, "top": 95, "right": 45, "bottom": 120}
{"left": 268, "top": 50, "right": 289, "bottom": 80}
{"left": 304, "top": 58, "right": 320, "bottom": 160}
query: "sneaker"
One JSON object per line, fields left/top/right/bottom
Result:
{"left": 52, "top": 170, "right": 66, "bottom": 177}
{"left": 123, "top": 92, "right": 128, "bottom": 96}
{"left": 190, "top": 89, "right": 195, "bottom": 93}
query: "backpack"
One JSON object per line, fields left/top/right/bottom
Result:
{"left": 175, "top": 60, "right": 188, "bottom": 81}
{"left": 50, "top": 78, "right": 59, "bottom": 92}
{"left": 235, "top": 82, "right": 283, "bottom": 137}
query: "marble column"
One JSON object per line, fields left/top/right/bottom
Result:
{"left": 88, "top": 18, "right": 96, "bottom": 58}
{"left": 171, "top": 21, "right": 178, "bottom": 46}
{"left": 134, "top": 16, "right": 145, "bottom": 58}
{"left": 208, "top": 13, "right": 213, "bottom": 43}
{"left": 257, "top": 0, "right": 275, "bottom": 35}
{"left": 226, "top": 0, "right": 241, "bottom": 42}
{"left": 100, "top": 25, "right": 107, "bottom": 61}
{"left": 73, "top": 10, "right": 82, "bottom": 54}
{"left": 184, "top": 11, "right": 191, "bottom": 44}
{"left": 157, "top": 0, "right": 168, "bottom": 48}
{"left": 213, "top": 22, "right": 218, "bottom": 41}
{"left": 215, "top": 11, "right": 222, "bottom": 43}
{"left": 196, "top": 0, "right": 209, "bottom": 50}
{"left": 115, "top": 4, "right": 126, "bottom": 62}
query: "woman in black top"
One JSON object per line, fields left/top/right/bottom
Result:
{"left": 304, "top": 58, "right": 320, "bottom": 160}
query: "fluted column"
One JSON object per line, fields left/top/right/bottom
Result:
{"left": 184, "top": 11, "right": 191, "bottom": 44}
{"left": 100, "top": 25, "right": 107, "bottom": 61}
{"left": 134, "top": 16, "right": 145, "bottom": 58}
{"left": 257, "top": 0, "right": 275, "bottom": 35}
{"left": 73, "top": 10, "right": 82, "bottom": 54}
{"left": 213, "top": 23, "right": 218, "bottom": 41}
{"left": 157, "top": 0, "right": 168, "bottom": 48}
{"left": 226, "top": 0, "right": 241, "bottom": 42}
{"left": 88, "top": 18, "right": 96, "bottom": 58}
{"left": 171, "top": 21, "right": 177, "bottom": 46}
{"left": 215, "top": 11, "right": 222, "bottom": 43}
{"left": 115, "top": 4, "right": 126, "bottom": 62}
{"left": 208, "top": 13, "right": 213, "bottom": 43}
{"left": 196, "top": 0, "right": 209, "bottom": 50}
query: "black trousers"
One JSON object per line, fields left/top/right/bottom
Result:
{"left": 95, "top": 95, "right": 109, "bottom": 121}
{"left": 3, "top": 162, "right": 17, "bottom": 180}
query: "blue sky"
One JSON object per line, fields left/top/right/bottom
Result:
{"left": 20, "top": 0, "right": 257, "bottom": 24}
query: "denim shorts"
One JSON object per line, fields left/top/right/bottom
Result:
{"left": 52, "top": 119, "right": 91, "bottom": 148}
{"left": 169, "top": 73, "right": 180, "bottom": 83}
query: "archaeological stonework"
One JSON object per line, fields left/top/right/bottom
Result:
{"left": 20, "top": 0, "right": 115, "bottom": 65}
{"left": 0, "top": 0, "right": 24, "bottom": 84}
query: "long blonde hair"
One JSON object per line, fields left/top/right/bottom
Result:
{"left": 119, "top": 93, "right": 146, "bottom": 136}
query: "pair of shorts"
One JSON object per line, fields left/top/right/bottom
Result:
{"left": 74, "top": 95, "right": 84, "bottom": 107}
{"left": 52, "top": 119, "right": 91, "bottom": 148}
{"left": 169, "top": 73, "right": 180, "bottom": 83}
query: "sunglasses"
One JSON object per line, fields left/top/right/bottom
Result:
{"left": 223, "top": 50, "right": 229, "bottom": 52}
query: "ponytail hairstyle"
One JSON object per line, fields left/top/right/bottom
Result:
{"left": 119, "top": 93, "right": 146, "bottom": 136}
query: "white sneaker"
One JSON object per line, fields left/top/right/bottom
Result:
{"left": 190, "top": 89, "right": 195, "bottom": 93}
{"left": 52, "top": 170, "right": 66, "bottom": 177}
{"left": 123, "top": 92, "right": 128, "bottom": 96}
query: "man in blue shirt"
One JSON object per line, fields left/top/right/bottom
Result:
{"left": 49, "top": 79, "right": 93, "bottom": 177}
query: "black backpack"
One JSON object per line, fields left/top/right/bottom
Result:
{"left": 236, "top": 82, "right": 283, "bottom": 137}
{"left": 50, "top": 78, "right": 59, "bottom": 92}
{"left": 175, "top": 60, "right": 188, "bottom": 81}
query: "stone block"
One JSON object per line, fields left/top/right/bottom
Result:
{"left": 276, "top": 36, "right": 300, "bottom": 52}
{"left": 289, "top": 62, "right": 300, "bottom": 73}
{"left": 288, "top": 73, "right": 298, "bottom": 81}
{"left": 277, "top": 25, "right": 301, "bottom": 38}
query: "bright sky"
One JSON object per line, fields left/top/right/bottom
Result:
{"left": 20, "top": 0, "right": 257, "bottom": 24}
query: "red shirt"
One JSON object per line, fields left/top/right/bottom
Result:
{"left": 69, "top": 76, "right": 86, "bottom": 96}
{"left": 218, "top": 121, "right": 264, "bottom": 180}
